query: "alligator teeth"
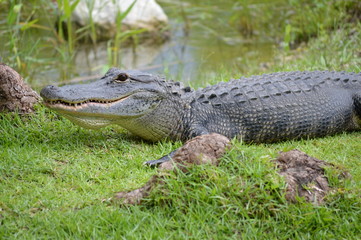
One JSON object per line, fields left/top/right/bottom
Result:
{"left": 47, "top": 98, "right": 121, "bottom": 106}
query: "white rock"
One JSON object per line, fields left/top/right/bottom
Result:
{"left": 72, "top": 0, "right": 168, "bottom": 39}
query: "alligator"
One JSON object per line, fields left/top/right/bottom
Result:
{"left": 40, "top": 68, "right": 361, "bottom": 165}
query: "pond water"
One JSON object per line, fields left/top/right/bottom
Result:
{"left": 0, "top": 0, "right": 279, "bottom": 89}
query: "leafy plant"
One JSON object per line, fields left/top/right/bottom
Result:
{"left": 56, "top": 0, "right": 80, "bottom": 54}
{"left": 6, "top": 1, "right": 23, "bottom": 69}
{"left": 107, "top": 0, "right": 146, "bottom": 67}
{"left": 228, "top": 0, "right": 359, "bottom": 45}
{"left": 0, "top": 0, "right": 147, "bottom": 83}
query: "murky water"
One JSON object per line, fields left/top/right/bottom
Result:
{"left": 0, "top": 0, "right": 278, "bottom": 88}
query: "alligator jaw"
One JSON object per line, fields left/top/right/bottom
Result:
{"left": 43, "top": 95, "right": 131, "bottom": 112}
{"left": 41, "top": 88, "right": 166, "bottom": 131}
{"left": 42, "top": 95, "right": 134, "bottom": 129}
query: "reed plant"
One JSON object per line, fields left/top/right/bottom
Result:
{"left": 107, "top": 0, "right": 146, "bottom": 67}
{"left": 56, "top": 0, "right": 80, "bottom": 54}
{"left": 229, "top": 0, "right": 360, "bottom": 46}
{"left": 0, "top": 0, "right": 145, "bottom": 81}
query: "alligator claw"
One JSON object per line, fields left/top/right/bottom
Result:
{"left": 143, "top": 151, "right": 176, "bottom": 167}
{"left": 144, "top": 159, "right": 167, "bottom": 167}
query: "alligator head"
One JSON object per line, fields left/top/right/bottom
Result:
{"left": 40, "top": 68, "right": 189, "bottom": 141}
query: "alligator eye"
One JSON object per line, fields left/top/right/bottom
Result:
{"left": 113, "top": 73, "right": 129, "bottom": 82}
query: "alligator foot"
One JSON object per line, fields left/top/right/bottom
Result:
{"left": 143, "top": 151, "right": 176, "bottom": 167}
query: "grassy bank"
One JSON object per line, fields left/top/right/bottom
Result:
{"left": 1, "top": 5, "right": 361, "bottom": 240}
{"left": 1, "top": 24, "right": 361, "bottom": 239}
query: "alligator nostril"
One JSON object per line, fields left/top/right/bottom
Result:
{"left": 43, "top": 85, "right": 59, "bottom": 90}
{"left": 48, "top": 85, "right": 59, "bottom": 90}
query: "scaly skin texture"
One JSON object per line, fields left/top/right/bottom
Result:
{"left": 41, "top": 69, "right": 361, "bottom": 143}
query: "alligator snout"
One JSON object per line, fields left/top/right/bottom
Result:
{"left": 40, "top": 85, "right": 61, "bottom": 100}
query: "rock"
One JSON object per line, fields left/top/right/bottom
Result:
{"left": 0, "top": 64, "right": 39, "bottom": 113}
{"left": 72, "top": 0, "right": 168, "bottom": 40}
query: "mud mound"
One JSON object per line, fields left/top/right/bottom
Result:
{"left": 113, "top": 175, "right": 163, "bottom": 205}
{"left": 159, "top": 133, "right": 231, "bottom": 171}
{"left": 0, "top": 64, "right": 39, "bottom": 113}
{"left": 113, "top": 133, "right": 230, "bottom": 204}
{"left": 275, "top": 149, "right": 348, "bottom": 204}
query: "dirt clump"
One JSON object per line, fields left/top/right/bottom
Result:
{"left": 113, "top": 133, "right": 231, "bottom": 205}
{"left": 274, "top": 149, "right": 348, "bottom": 204}
{"left": 159, "top": 133, "right": 231, "bottom": 171}
{"left": 0, "top": 63, "right": 39, "bottom": 113}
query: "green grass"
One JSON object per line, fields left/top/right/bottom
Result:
{"left": 1, "top": 109, "right": 360, "bottom": 239}
{"left": 1, "top": 12, "right": 361, "bottom": 240}
{"left": 228, "top": 0, "right": 360, "bottom": 44}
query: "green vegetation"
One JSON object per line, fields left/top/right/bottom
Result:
{"left": 0, "top": 0, "right": 144, "bottom": 83}
{"left": 108, "top": 1, "right": 146, "bottom": 67}
{"left": 184, "top": 0, "right": 360, "bottom": 46}
{"left": 1, "top": 0, "right": 78, "bottom": 78}
{"left": 1, "top": 0, "right": 361, "bottom": 239}
{"left": 230, "top": 0, "right": 360, "bottom": 43}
